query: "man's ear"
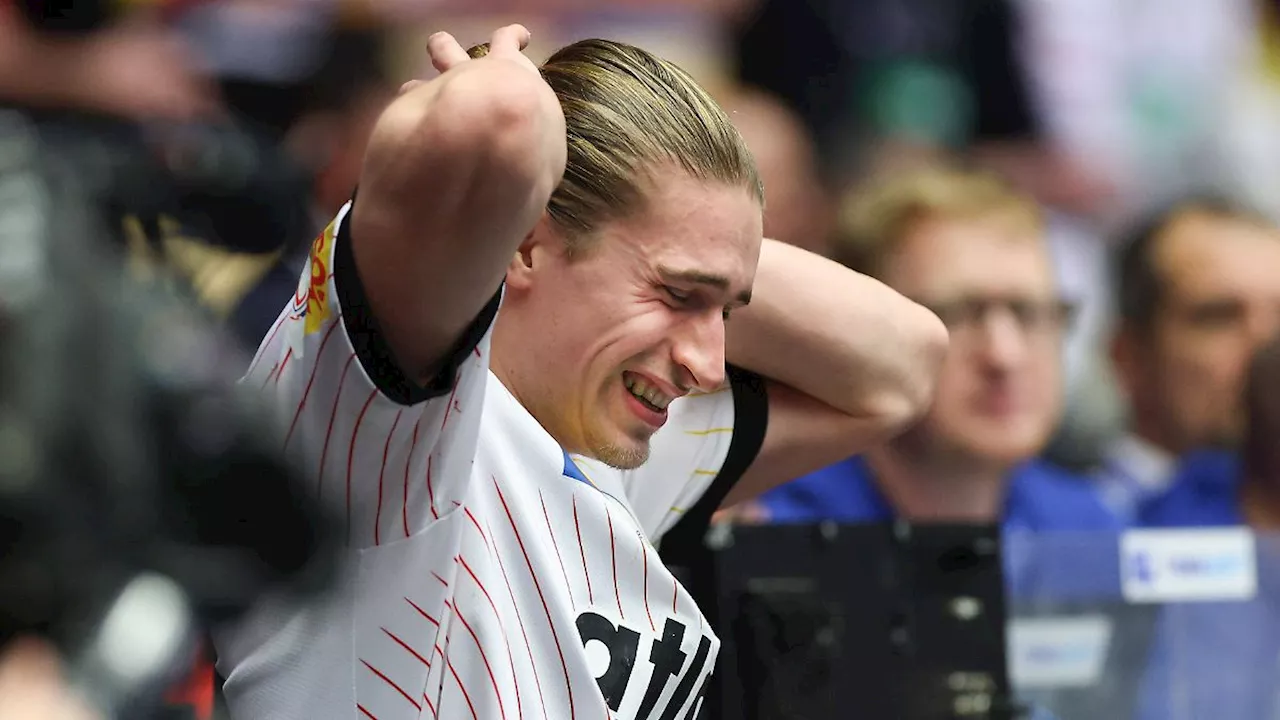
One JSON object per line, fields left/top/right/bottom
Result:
{"left": 505, "top": 211, "right": 555, "bottom": 292}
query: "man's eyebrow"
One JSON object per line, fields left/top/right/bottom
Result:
{"left": 657, "top": 266, "right": 752, "bottom": 305}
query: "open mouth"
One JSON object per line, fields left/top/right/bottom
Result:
{"left": 623, "top": 371, "right": 674, "bottom": 413}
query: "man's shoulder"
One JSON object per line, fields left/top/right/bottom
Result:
{"left": 762, "top": 457, "right": 865, "bottom": 499}
{"left": 1138, "top": 450, "right": 1243, "bottom": 528}
{"left": 1172, "top": 450, "right": 1241, "bottom": 489}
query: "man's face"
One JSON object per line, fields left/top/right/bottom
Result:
{"left": 501, "top": 171, "right": 762, "bottom": 469}
{"left": 882, "top": 214, "right": 1066, "bottom": 466}
{"left": 1123, "top": 213, "right": 1280, "bottom": 451}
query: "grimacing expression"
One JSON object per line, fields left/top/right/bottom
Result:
{"left": 503, "top": 171, "right": 762, "bottom": 469}
{"left": 1130, "top": 213, "right": 1280, "bottom": 450}
{"left": 883, "top": 214, "right": 1065, "bottom": 466}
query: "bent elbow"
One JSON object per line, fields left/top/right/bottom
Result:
{"left": 869, "top": 305, "right": 949, "bottom": 433}
{"left": 906, "top": 306, "right": 949, "bottom": 415}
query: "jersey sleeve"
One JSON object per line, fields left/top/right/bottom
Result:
{"left": 619, "top": 365, "right": 769, "bottom": 540}
{"left": 240, "top": 200, "right": 499, "bottom": 550}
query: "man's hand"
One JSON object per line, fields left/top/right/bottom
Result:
{"left": 398, "top": 24, "right": 539, "bottom": 96}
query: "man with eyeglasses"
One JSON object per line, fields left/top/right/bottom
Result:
{"left": 747, "top": 166, "right": 1115, "bottom": 533}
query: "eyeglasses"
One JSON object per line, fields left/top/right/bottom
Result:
{"left": 917, "top": 296, "right": 1077, "bottom": 339}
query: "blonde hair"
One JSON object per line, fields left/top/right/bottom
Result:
{"left": 471, "top": 39, "right": 762, "bottom": 256}
{"left": 834, "top": 165, "right": 1042, "bottom": 277}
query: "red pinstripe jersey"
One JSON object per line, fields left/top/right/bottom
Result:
{"left": 214, "top": 203, "right": 745, "bottom": 720}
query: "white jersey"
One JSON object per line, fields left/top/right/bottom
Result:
{"left": 214, "top": 203, "right": 767, "bottom": 720}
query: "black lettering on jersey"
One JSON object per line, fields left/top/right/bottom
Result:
{"left": 577, "top": 612, "right": 715, "bottom": 719}
{"left": 576, "top": 611, "right": 640, "bottom": 710}
{"left": 636, "top": 618, "right": 687, "bottom": 719}
{"left": 682, "top": 670, "right": 712, "bottom": 720}
{"left": 658, "top": 634, "right": 711, "bottom": 720}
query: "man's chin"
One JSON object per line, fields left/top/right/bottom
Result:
{"left": 588, "top": 436, "right": 651, "bottom": 471}
{"left": 956, "top": 427, "right": 1048, "bottom": 466}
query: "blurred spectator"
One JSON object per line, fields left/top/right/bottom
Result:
{"left": 230, "top": 27, "right": 397, "bottom": 346}
{"left": 750, "top": 166, "right": 1114, "bottom": 532}
{"left": 1096, "top": 197, "right": 1280, "bottom": 523}
{"left": 284, "top": 29, "right": 396, "bottom": 223}
{"left": 3, "top": 8, "right": 396, "bottom": 350}
{"left": 730, "top": 0, "right": 1121, "bottom": 460}
{"left": 0, "top": 3, "right": 220, "bottom": 121}
{"left": 0, "top": 9, "right": 292, "bottom": 719}
{"left": 1140, "top": 337, "right": 1280, "bottom": 528}
{"left": 720, "top": 85, "right": 834, "bottom": 256}
{"left": 1245, "top": 335, "right": 1280, "bottom": 502}
{"left": 1125, "top": 338, "right": 1280, "bottom": 720}
{"left": 0, "top": 5, "right": 326, "bottom": 345}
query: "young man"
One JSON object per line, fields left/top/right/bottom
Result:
{"left": 213, "top": 25, "right": 947, "bottom": 720}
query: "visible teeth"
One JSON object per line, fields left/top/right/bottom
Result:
{"left": 624, "top": 375, "right": 672, "bottom": 410}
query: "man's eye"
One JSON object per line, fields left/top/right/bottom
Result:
{"left": 1186, "top": 300, "right": 1244, "bottom": 328}
{"left": 664, "top": 286, "right": 691, "bottom": 303}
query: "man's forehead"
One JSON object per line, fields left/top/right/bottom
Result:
{"left": 1158, "top": 221, "right": 1280, "bottom": 293}
{"left": 637, "top": 223, "right": 760, "bottom": 283}
{"left": 889, "top": 225, "right": 1055, "bottom": 295}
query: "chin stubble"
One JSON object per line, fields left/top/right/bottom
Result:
{"left": 590, "top": 441, "right": 649, "bottom": 471}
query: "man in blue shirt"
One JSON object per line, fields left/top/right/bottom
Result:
{"left": 1141, "top": 337, "right": 1280, "bottom": 528}
{"left": 1099, "top": 197, "right": 1280, "bottom": 524}
{"left": 1133, "top": 339, "right": 1280, "bottom": 720}
{"left": 755, "top": 166, "right": 1114, "bottom": 534}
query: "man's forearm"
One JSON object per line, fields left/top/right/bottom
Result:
{"left": 350, "top": 39, "right": 565, "bottom": 379}
{"left": 726, "top": 239, "right": 948, "bottom": 426}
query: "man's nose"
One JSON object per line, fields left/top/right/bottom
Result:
{"left": 975, "top": 310, "right": 1030, "bottom": 374}
{"left": 671, "top": 311, "right": 727, "bottom": 392}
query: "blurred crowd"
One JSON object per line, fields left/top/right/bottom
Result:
{"left": 3, "top": 0, "right": 1280, "bottom": 718}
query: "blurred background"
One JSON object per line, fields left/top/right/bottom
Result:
{"left": 2, "top": 0, "right": 1280, "bottom": 718}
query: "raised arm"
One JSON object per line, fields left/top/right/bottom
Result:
{"left": 722, "top": 239, "right": 949, "bottom": 506}
{"left": 350, "top": 25, "right": 566, "bottom": 383}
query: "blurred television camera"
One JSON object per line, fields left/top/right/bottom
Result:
{"left": 0, "top": 61, "right": 340, "bottom": 720}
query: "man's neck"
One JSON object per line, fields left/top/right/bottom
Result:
{"left": 864, "top": 443, "right": 1009, "bottom": 523}
{"left": 488, "top": 317, "right": 530, "bottom": 412}
{"left": 1126, "top": 417, "right": 1183, "bottom": 462}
